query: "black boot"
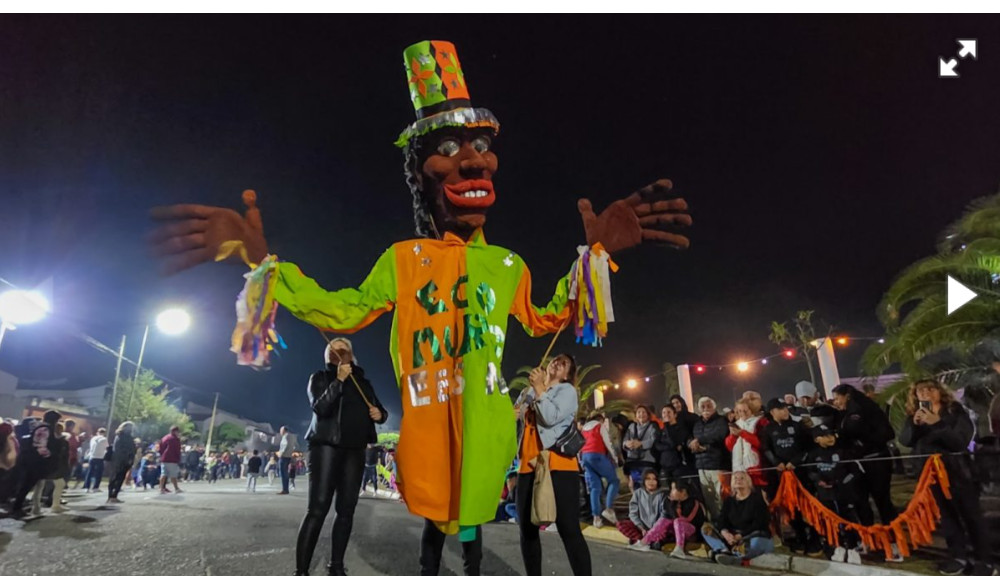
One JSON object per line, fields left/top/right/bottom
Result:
{"left": 326, "top": 561, "right": 347, "bottom": 576}
{"left": 292, "top": 571, "right": 309, "bottom": 576}
{"left": 461, "top": 526, "right": 483, "bottom": 576}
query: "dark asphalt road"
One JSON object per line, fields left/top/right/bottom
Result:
{"left": 0, "top": 479, "right": 766, "bottom": 576}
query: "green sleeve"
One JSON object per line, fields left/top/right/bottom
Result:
{"left": 273, "top": 246, "right": 397, "bottom": 332}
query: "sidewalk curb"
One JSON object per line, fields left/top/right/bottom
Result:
{"left": 580, "top": 525, "right": 927, "bottom": 576}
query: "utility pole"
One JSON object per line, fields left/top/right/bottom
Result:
{"left": 205, "top": 392, "right": 220, "bottom": 455}
{"left": 107, "top": 334, "right": 127, "bottom": 432}
{"left": 126, "top": 324, "right": 150, "bottom": 418}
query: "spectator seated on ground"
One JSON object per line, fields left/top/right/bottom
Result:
{"left": 496, "top": 471, "right": 517, "bottom": 523}
{"left": 618, "top": 468, "right": 667, "bottom": 551}
{"left": 659, "top": 478, "right": 706, "bottom": 559}
{"left": 701, "top": 470, "right": 774, "bottom": 566}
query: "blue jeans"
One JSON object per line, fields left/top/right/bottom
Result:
{"left": 504, "top": 502, "right": 518, "bottom": 522}
{"left": 361, "top": 465, "right": 378, "bottom": 492}
{"left": 581, "top": 452, "right": 620, "bottom": 518}
{"left": 279, "top": 457, "right": 292, "bottom": 492}
{"left": 84, "top": 458, "right": 104, "bottom": 490}
{"left": 702, "top": 528, "right": 774, "bottom": 559}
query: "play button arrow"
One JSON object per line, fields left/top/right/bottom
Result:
{"left": 947, "top": 275, "right": 978, "bottom": 315}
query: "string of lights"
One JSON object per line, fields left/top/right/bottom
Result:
{"left": 599, "top": 335, "right": 887, "bottom": 391}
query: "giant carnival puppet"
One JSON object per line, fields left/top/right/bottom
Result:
{"left": 151, "top": 40, "right": 691, "bottom": 575}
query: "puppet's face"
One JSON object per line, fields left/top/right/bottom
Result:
{"left": 419, "top": 127, "right": 498, "bottom": 237}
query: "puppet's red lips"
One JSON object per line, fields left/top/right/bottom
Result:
{"left": 444, "top": 180, "right": 495, "bottom": 209}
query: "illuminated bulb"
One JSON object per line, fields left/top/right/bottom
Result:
{"left": 626, "top": 379, "right": 638, "bottom": 389}
{"left": 877, "top": 338, "right": 885, "bottom": 344}
{"left": 761, "top": 358, "right": 768, "bottom": 365}
{"left": 613, "top": 383, "right": 620, "bottom": 390}
{"left": 783, "top": 349, "right": 796, "bottom": 358}
{"left": 156, "top": 308, "right": 191, "bottom": 335}
{"left": 836, "top": 337, "right": 848, "bottom": 346}
{"left": 737, "top": 362, "right": 749, "bottom": 373}
{"left": 645, "top": 377, "right": 650, "bottom": 383}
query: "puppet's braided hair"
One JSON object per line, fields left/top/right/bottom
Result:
{"left": 403, "top": 137, "right": 434, "bottom": 238}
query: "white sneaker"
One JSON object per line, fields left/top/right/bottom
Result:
{"left": 888, "top": 543, "right": 904, "bottom": 563}
{"left": 601, "top": 509, "right": 618, "bottom": 525}
{"left": 670, "top": 546, "right": 689, "bottom": 559}
{"left": 831, "top": 547, "right": 846, "bottom": 562}
{"left": 847, "top": 549, "right": 862, "bottom": 565}
{"left": 544, "top": 524, "right": 559, "bottom": 533}
{"left": 628, "top": 541, "right": 649, "bottom": 551}
{"left": 593, "top": 516, "right": 604, "bottom": 529}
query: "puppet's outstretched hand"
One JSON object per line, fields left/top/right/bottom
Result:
{"left": 577, "top": 179, "right": 691, "bottom": 255}
{"left": 149, "top": 189, "right": 269, "bottom": 275}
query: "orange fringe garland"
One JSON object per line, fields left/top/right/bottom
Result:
{"left": 768, "top": 454, "right": 951, "bottom": 560}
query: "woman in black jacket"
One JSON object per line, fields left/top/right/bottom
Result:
{"left": 654, "top": 404, "right": 696, "bottom": 484}
{"left": 295, "top": 337, "right": 388, "bottom": 576}
{"left": 900, "top": 380, "right": 993, "bottom": 576}
{"left": 830, "top": 384, "right": 898, "bottom": 531}
{"left": 107, "top": 421, "right": 135, "bottom": 504}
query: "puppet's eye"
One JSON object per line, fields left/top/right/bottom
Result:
{"left": 436, "top": 139, "right": 460, "bottom": 157}
{"left": 471, "top": 136, "right": 491, "bottom": 154}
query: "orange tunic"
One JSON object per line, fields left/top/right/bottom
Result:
{"left": 518, "top": 409, "right": 580, "bottom": 474}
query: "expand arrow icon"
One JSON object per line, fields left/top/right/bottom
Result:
{"left": 958, "top": 39, "right": 977, "bottom": 59}
{"left": 939, "top": 57, "right": 959, "bottom": 77}
{"left": 947, "top": 275, "right": 978, "bottom": 315}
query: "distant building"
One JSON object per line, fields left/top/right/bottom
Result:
{"left": 184, "top": 401, "right": 292, "bottom": 453}
{"left": 0, "top": 369, "right": 106, "bottom": 435}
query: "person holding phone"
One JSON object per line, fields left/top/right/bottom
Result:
{"left": 515, "top": 354, "right": 592, "bottom": 576}
{"left": 900, "top": 380, "right": 993, "bottom": 576}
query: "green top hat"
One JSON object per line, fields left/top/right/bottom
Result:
{"left": 395, "top": 40, "right": 499, "bottom": 148}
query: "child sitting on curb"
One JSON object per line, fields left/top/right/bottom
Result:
{"left": 618, "top": 468, "right": 667, "bottom": 551}
{"left": 659, "top": 478, "right": 706, "bottom": 559}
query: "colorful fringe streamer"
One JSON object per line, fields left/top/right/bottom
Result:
{"left": 568, "top": 243, "right": 618, "bottom": 347}
{"left": 769, "top": 454, "right": 951, "bottom": 560}
{"left": 217, "top": 241, "right": 285, "bottom": 370}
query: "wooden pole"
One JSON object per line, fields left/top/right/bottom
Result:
{"left": 107, "top": 334, "right": 127, "bottom": 432}
{"left": 205, "top": 392, "right": 220, "bottom": 456}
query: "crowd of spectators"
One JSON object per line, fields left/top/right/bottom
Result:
{"left": 497, "top": 379, "right": 997, "bottom": 576}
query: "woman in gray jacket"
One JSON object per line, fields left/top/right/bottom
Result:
{"left": 623, "top": 406, "right": 658, "bottom": 489}
{"left": 515, "top": 354, "right": 591, "bottom": 576}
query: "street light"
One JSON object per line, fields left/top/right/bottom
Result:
{"left": 0, "top": 289, "right": 51, "bottom": 351}
{"left": 156, "top": 308, "right": 191, "bottom": 335}
{"left": 107, "top": 307, "right": 191, "bottom": 430}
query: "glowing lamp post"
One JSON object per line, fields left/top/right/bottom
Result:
{"left": 107, "top": 307, "right": 192, "bottom": 430}
{"left": 0, "top": 289, "right": 51, "bottom": 352}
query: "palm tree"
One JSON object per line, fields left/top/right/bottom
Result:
{"left": 862, "top": 192, "right": 1000, "bottom": 429}
{"left": 768, "top": 310, "right": 825, "bottom": 383}
{"left": 508, "top": 363, "right": 634, "bottom": 418}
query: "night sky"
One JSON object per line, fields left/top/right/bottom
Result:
{"left": 2, "top": 15, "right": 998, "bottom": 432}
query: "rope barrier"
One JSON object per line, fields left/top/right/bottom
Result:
{"left": 661, "top": 450, "right": 969, "bottom": 482}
